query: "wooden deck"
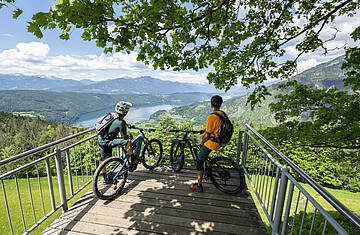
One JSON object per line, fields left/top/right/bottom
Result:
{"left": 42, "top": 164, "right": 267, "bottom": 235}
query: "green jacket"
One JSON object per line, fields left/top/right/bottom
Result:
{"left": 97, "top": 117, "right": 129, "bottom": 148}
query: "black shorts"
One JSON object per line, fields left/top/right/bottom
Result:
{"left": 100, "top": 147, "right": 113, "bottom": 161}
{"left": 196, "top": 145, "right": 212, "bottom": 171}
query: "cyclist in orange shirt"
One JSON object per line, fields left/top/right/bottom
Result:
{"left": 190, "top": 95, "right": 224, "bottom": 193}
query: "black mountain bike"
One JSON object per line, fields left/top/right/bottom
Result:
{"left": 169, "top": 129, "right": 245, "bottom": 195}
{"left": 93, "top": 126, "right": 163, "bottom": 200}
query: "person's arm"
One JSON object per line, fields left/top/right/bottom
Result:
{"left": 201, "top": 114, "right": 215, "bottom": 146}
{"left": 121, "top": 134, "right": 130, "bottom": 139}
{"left": 201, "top": 132, "right": 211, "bottom": 146}
{"left": 111, "top": 120, "right": 131, "bottom": 146}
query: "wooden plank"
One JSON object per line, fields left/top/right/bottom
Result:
{"left": 57, "top": 206, "right": 262, "bottom": 235}
{"left": 41, "top": 227, "right": 86, "bottom": 235}
{"left": 122, "top": 175, "right": 251, "bottom": 203}
{"left": 46, "top": 218, "right": 155, "bottom": 235}
{"left": 66, "top": 194, "right": 261, "bottom": 225}
{"left": 73, "top": 181, "right": 257, "bottom": 217}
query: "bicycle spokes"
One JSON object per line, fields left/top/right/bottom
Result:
{"left": 93, "top": 157, "right": 128, "bottom": 200}
{"left": 212, "top": 165, "right": 231, "bottom": 184}
{"left": 142, "top": 139, "right": 162, "bottom": 169}
{"left": 209, "top": 157, "right": 245, "bottom": 195}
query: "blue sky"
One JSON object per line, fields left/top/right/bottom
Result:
{"left": 0, "top": 1, "right": 358, "bottom": 83}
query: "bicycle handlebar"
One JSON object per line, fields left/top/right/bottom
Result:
{"left": 169, "top": 130, "right": 205, "bottom": 134}
{"left": 127, "top": 124, "right": 156, "bottom": 133}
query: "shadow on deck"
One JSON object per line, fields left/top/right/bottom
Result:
{"left": 42, "top": 165, "right": 267, "bottom": 235}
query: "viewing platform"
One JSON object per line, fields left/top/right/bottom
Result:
{"left": 42, "top": 165, "right": 267, "bottom": 234}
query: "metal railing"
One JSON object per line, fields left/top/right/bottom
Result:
{"left": 240, "top": 124, "right": 360, "bottom": 235}
{"left": 0, "top": 127, "right": 124, "bottom": 234}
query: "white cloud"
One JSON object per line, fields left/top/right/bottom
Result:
{"left": 156, "top": 71, "right": 209, "bottom": 84}
{"left": 280, "top": 9, "right": 359, "bottom": 76}
{"left": 284, "top": 9, "right": 359, "bottom": 64}
{"left": 17, "top": 42, "right": 50, "bottom": 57}
{"left": 0, "top": 33, "right": 14, "bottom": 38}
{"left": 0, "top": 41, "right": 209, "bottom": 84}
{"left": 296, "top": 59, "right": 320, "bottom": 74}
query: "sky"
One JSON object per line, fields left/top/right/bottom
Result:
{"left": 0, "top": 1, "right": 358, "bottom": 84}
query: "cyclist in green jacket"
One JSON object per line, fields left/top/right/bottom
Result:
{"left": 98, "top": 101, "right": 136, "bottom": 182}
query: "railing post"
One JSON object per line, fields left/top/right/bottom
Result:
{"left": 54, "top": 148, "right": 68, "bottom": 213}
{"left": 45, "top": 158, "right": 56, "bottom": 211}
{"left": 272, "top": 167, "right": 289, "bottom": 235}
{"left": 236, "top": 130, "right": 244, "bottom": 164}
{"left": 241, "top": 128, "right": 249, "bottom": 167}
{"left": 65, "top": 149, "right": 74, "bottom": 197}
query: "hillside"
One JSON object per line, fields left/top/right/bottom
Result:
{"left": 148, "top": 95, "right": 275, "bottom": 127}
{"left": 291, "top": 55, "right": 346, "bottom": 89}
{"left": 148, "top": 55, "right": 347, "bottom": 127}
{"left": 0, "top": 90, "right": 212, "bottom": 124}
{"left": 0, "top": 112, "right": 80, "bottom": 160}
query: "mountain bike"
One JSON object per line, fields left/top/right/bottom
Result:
{"left": 93, "top": 126, "right": 163, "bottom": 200}
{"left": 169, "top": 129, "right": 245, "bottom": 195}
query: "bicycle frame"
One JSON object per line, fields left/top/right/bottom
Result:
{"left": 179, "top": 133, "right": 200, "bottom": 161}
{"left": 108, "top": 132, "right": 146, "bottom": 180}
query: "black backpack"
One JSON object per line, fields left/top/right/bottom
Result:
{"left": 210, "top": 112, "right": 234, "bottom": 145}
{"left": 95, "top": 112, "right": 119, "bottom": 139}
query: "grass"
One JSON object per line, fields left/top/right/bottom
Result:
{"left": 0, "top": 174, "right": 92, "bottom": 235}
{"left": 246, "top": 175, "right": 360, "bottom": 235}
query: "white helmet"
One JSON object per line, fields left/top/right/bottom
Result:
{"left": 115, "top": 101, "right": 132, "bottom": 115}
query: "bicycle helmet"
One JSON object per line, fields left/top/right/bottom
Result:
{"left": 210, "top": 95, "right": 223, "bottom": 108}
{"left": 115, "top": 101, "right": 132, "bottom": 115}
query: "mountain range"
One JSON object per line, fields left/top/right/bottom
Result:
{"left": 0, "top": 74, "right": 252, "bottom": 95}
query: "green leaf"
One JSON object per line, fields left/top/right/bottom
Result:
{"left": 59, "top": 32, "right": 69, "bottom": 40}
{"left": 12, "top": 9, "right": 22, "bottom": 19}
{"left": 27, "top": 22, "right": 43, "bottom": 38}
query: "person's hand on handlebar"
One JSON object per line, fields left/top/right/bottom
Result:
{"left": 126, "top": 139, "right": 134, "bottom": 155}
{"left": 122, "top": 133, "right": 133, "bottom": 140}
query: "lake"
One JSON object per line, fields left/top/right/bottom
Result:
{"left": 72, "top": 104, "right": 177, "bottom": 128}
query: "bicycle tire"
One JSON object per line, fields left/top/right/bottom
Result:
{"left": 170, "top": 140, "right": 184, "bottom": 172}
{"left": 141, "top": 139, "right": 163, "bottom": 169}
{"left": 209, "top": 157, "right": 245, "bottom": 195}
{"left": 92, "top": 157, "right": 128, "bottom": 200}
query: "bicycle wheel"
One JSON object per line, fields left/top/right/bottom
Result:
{"left": 170, "top": 140, "right": 184, "bottom": 172}
{"left": 92, "top": 157, "right": 128, "bottom": 200}
{"left": 141, "top": 139, "right": 163, "bottom": 169}
{"left": 209, "top": 157, "right": 245, "bottom": 195}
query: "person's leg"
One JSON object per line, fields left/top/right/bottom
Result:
{"left": 128, "top": 134, "right": 144, "bottom": 172}
{"left": 197, "top": 169, "right": 204, "bottom": 185}
{"left": 190, "top": 145, "right": 211, "bottom": 192}
{"left": 131, "top": 133, "right": 144, "bottom": 159}
{"left": 100, "top": 147, "right": 113, "bottom": 174}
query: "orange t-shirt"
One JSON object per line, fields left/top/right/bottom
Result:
{"left": 204, "top": 111, "right": 224, "bottom": 151}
